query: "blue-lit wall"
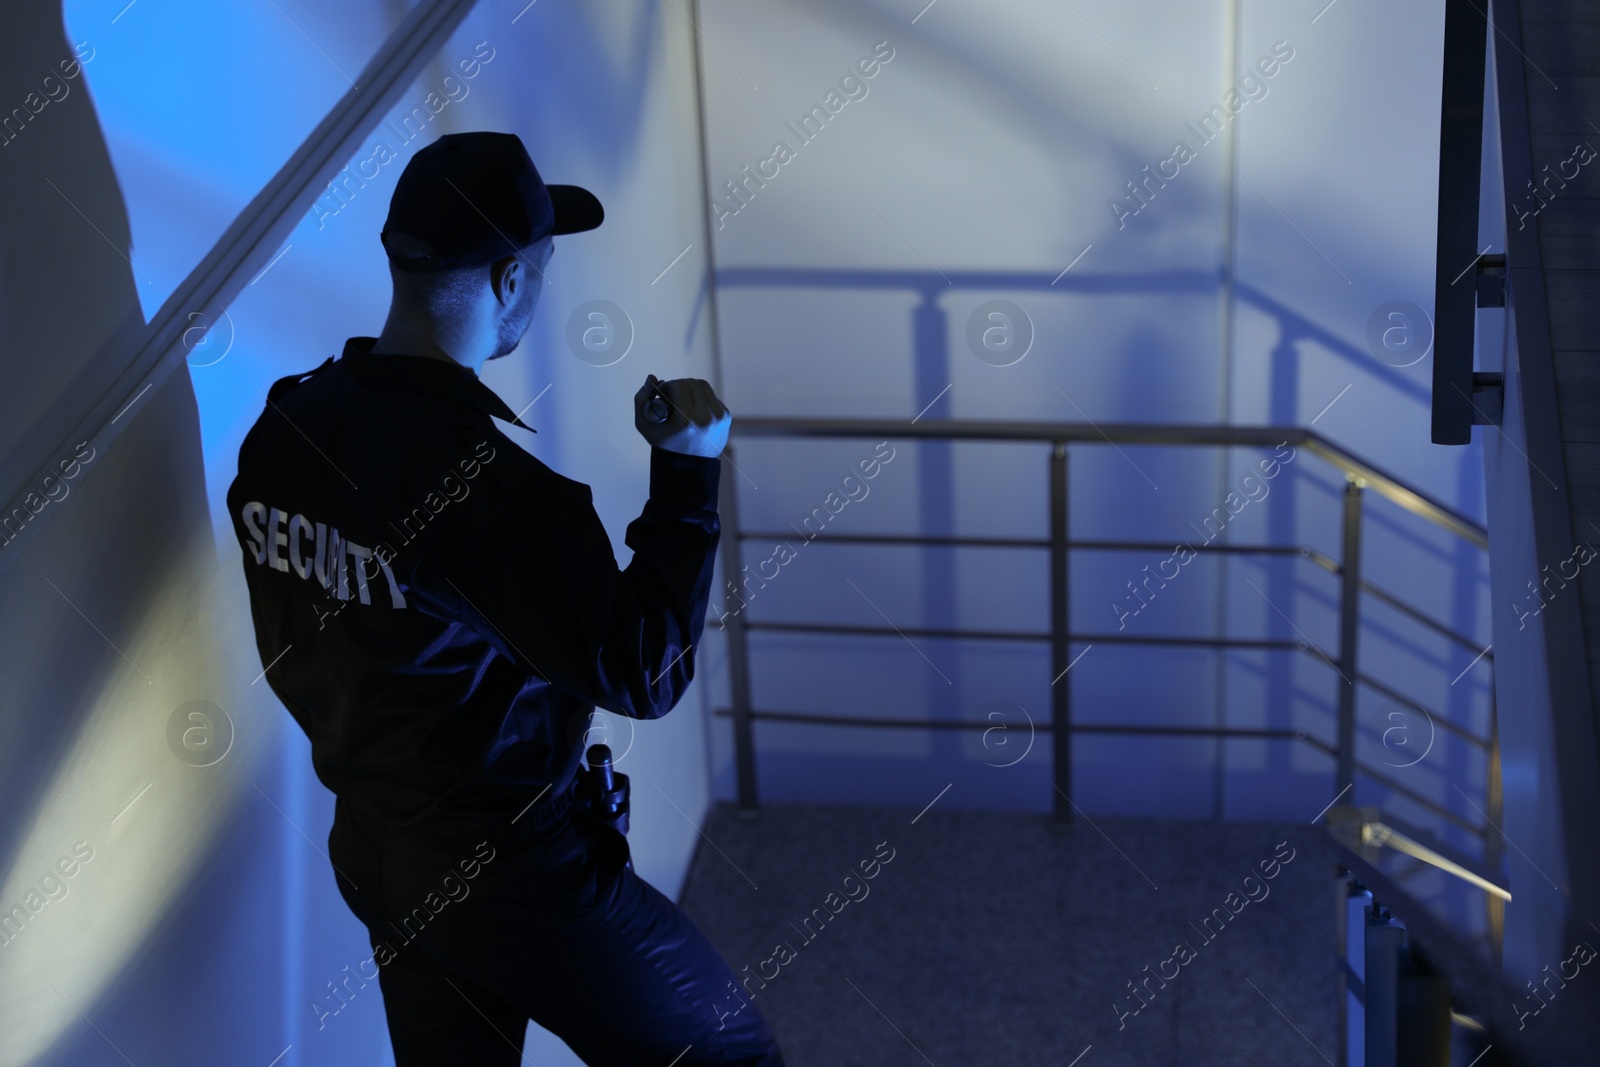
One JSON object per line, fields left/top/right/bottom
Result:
{"left": 0, "top": 4, "right": 284, "bottom": 1066}
{"left": 2, "top": 1, "right": 720, "bottom": 1065}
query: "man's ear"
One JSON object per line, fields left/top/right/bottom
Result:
{"left": 489, "top": 254, "right": 522, "bottom": 307}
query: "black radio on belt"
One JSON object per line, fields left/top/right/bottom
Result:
{"left": 575, "top": 743, "right": 630, "bottom": 838}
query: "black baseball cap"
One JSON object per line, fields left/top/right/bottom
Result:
{"left": 381, "top": 131, "right": 604, "bottom": 272}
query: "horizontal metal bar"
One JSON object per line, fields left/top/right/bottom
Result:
{"left": 1073, "top": 724, "right": 1339, "bottom": 757}
{"left": 737, "top": 535, "right": 1481, "bottom": 663}
{"left": 1354, "top": 761, "right": 1488, "bottom": 837}
{"left": 731, "top": 416, "right": 1298, "bottom": 447}
{"left": 1358, "top": 673, "right": 1491, "bottom": 749}
{"left": 1094, "top": 633, "right": 1309, "bottom": 652}
{"left": 737, "top": 530, "right": 1318, "bottom": 558}
{"left": 737, "top": 530, "right": 1051, "bottom": 549}
{"left": 716, "top": 709, "right": 1496, "bottom": 836}
{"left": 728, "top": 419, "right": 1488, "bottom": 549}
{"left": 739, "top": 619, "right": 1309, "bottom": 654}
{"left": 1360, "top": 578, "right": 1492, "bottom": 658}
{"left": 712, "top": 706, "right": 1335, "bottom": 753}
{"left": 740, "top": 620, "right": 1049, "bottom": 642}
{"left": 1070, "top": 540, "right": 1310, "bottom": 556}
{"left": 1190, "top": 551, "right": 1488, "bottom": 674}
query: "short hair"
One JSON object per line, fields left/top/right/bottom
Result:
{"left": 385, "top": 231, "right": 488, "bottom": 322}
{"left": 385, "top": 232, "right": 551, "bottom": 323}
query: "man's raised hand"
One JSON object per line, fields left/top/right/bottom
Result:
{"left": 634, "top": 374, "right": 732, "bottom": 458}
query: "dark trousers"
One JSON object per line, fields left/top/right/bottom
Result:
{"left": 327, "top": 792, "right": 784, "bottom": 1066}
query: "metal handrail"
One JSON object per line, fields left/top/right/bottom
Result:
{"left": 1328, "top": 806, "right": 1511, "bottom": 901}
{"left": 716, "top": 417, "right": 1495, "bottom": 834}
{"left": 734, "top": 530, "right": 1490, "bottom": 660}
{"left": 1431, "top": 0, "right": 1492, "bottom": 444}
{"left": 727, "top": 419, "right": 1487, "bottom": 546}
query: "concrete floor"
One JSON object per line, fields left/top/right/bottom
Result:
{"left": 678, "top": 802, "right": 1342, "bottom": 1067}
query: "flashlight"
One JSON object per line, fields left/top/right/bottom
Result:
{"left": 577, "top": 743, "right": 633, "bottom": 869}
{"left": 644, "top": 381, "right": 669, "bottom": 424}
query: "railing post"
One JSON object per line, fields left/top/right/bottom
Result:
{"left": 1337, "top": 477, "right": 1365, "bottom": 798}
{"left": 1364, "top": 905, "right": 1405, "bottom": 1067}
{"left": 717, "top": 441, "right": 760, "bottom": 817}
{"left": 1486, "top": 691, "right": 1504, "bottom": 966}
{"left": 1051, "top": 441, "right": 1073, "bottom": 823}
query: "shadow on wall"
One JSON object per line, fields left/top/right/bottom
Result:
{"left": 0, "top": 4, "right": 269, "bottom": 1066}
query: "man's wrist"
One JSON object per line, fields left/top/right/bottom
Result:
{"left": 649, "top": 446, "right": 720, "bottom": 511}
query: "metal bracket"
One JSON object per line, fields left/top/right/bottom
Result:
{"left": 1471, "top": 371, "right": 1504, "bottom": 425}
{"left": 1469, "top": 254, "right": 1506, "bottom": 426}
{"left": 1475, "top": 253, "right": 1506, "bottom": 308}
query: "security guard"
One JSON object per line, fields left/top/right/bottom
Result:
{"left": 227, "top": 132, "right": 784, "bottom": 1066}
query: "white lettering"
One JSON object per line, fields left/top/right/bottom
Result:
{"left": 242, "top": 502, "right": 268, "bottom": 565}
{"left": 267, "top": 508, "right": 290, "bottom": 573}
{"left": 346, "top": 542, "right": 374, "bottom": 605}
{"left": 288, "top": 514, "right": 314, "bottom": 579}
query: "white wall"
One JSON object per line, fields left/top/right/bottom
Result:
{"left": 694, "top": 0, "right": 1492, "bottom": 931}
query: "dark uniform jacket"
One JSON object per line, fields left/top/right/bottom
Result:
{"left": 225, "top": 337, "right": 721, "bottom": 833}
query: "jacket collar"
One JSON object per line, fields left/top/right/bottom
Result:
{"left": 338, "top": 336, "right": 534, "bottom": 432}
